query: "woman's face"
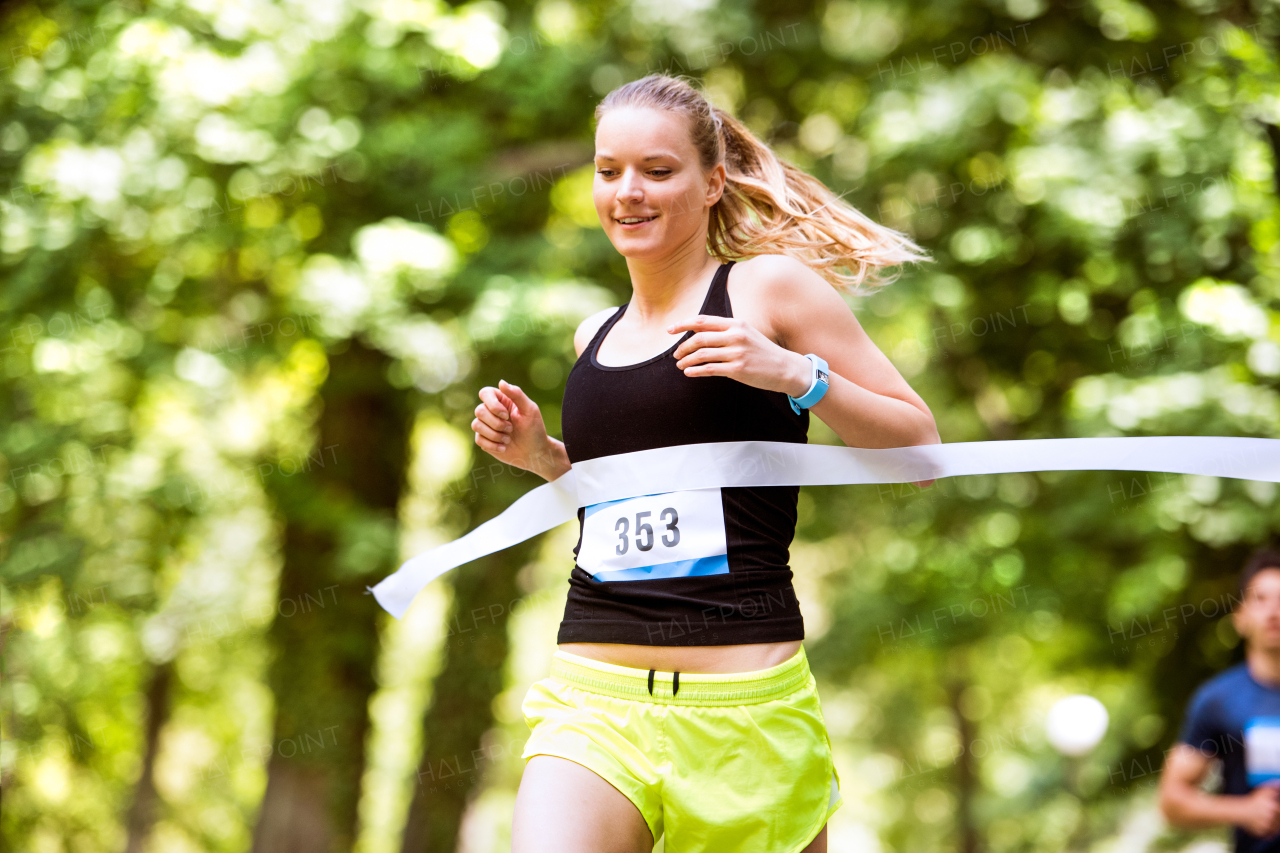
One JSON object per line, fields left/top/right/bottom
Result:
{"left": 593, "top": 106, "right": 724, "bottom": 261}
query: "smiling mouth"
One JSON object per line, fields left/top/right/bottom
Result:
{"left": 615, "top": 215, "right": 658, "bottom": 224}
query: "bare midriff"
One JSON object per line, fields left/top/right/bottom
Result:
{"left": 557, "top": 640, "right": 803, "bottom": 674}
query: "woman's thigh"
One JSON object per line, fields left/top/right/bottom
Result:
{"left": 800, "top": 823, "right": 827, "bottom": 853}
{"left": 512, "top": 755, "right": 655, "bottom": 853}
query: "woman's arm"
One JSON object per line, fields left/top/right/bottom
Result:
{"left": 472, "top": 308, "right": 615, "bottom": 482}
{"left": 778, "top": 261, "right": 944, "bottom": 485}
{"left": 670, "top": 254, "right": 940, "bottom": 449}
{"left": 474, "top": 379, "right": 572, "bottom": 481}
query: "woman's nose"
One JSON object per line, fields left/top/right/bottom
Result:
{"left": 617, "top": 170, "right": 644, "bottom": 200}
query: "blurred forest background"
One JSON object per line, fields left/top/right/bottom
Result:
{"left": 2, "top": 0, "right": 1279, "bottom": 851}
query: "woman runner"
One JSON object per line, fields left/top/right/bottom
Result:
{"left": 470, "top": 74, "right": 940, "bottom": 853}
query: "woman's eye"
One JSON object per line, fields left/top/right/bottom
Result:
{"left": 595, "top": 168, "right": 670, "bottom": 178}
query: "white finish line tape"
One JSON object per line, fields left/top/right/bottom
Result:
{"left": 368, "top": 436, "right": 1280, "bottom": 619}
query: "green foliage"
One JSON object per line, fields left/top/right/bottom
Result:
{"left": 2, "top": 0, "right": 1278, "bottom": 851}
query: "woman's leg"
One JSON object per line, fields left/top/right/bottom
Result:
{"left": 799, "top": 823, "right": 827, "bottom": 853}
{"left": 512, "top": 755, "right": 656, "bottom": 853}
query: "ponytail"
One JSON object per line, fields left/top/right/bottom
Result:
{"left": 595, "top": 74, "right": 931, "bottom": 294}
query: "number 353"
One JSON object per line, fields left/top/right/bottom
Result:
{"left": 614, "top": 507, "right": 681, "bottom": 555}
{"left": 577, "top": 487, "right": 726, "bottom": 575}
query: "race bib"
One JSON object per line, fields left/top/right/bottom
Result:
{"left": 578, "top": 488, "right": 728, "bottom": 582}
{"left": 1245, "top": 717, "right": 1280, "bottom": 786}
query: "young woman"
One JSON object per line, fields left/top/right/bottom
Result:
{"left": 470, "top": 74, "right": 939, "bottom": 853}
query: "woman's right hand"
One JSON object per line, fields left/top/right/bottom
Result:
{"left": 472, "top": 379, "right": 554, "bottom": 473}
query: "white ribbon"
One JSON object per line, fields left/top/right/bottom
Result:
{"left": 369, "top": 436, "right": 1280, "bottom": 619}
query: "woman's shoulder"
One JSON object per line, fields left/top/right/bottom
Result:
{"left": 734, "top": 252, "right": 809, "bottom": 276}
{"left": 573, "top": 306, "right": 620, "bottom": 359}
{"left": 729, "top": 254, "right": 857, "bottom": 345}
{"left": 729, "top": 254, "right": 844, "bottom": 311}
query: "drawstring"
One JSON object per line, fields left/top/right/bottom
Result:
{"left": 647, "top": 669, "right": 681, "bottom": 696}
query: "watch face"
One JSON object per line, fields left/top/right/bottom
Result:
{"left": 817, "top": 369, "right": 829, "bottom": 384}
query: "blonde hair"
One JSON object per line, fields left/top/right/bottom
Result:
{"left": 595, "top": 74, "right": 931, "bottom": 294}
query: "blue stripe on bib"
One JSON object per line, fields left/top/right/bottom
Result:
{"left": 583, "top": 494, "right": 667, "bottom": 520}
{"left": 591, "top": 554, "right": 729, "bottom": 583}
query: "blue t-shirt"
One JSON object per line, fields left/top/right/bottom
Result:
{"left": 1180, "top": 662, "right": 1280, "bottom": 853}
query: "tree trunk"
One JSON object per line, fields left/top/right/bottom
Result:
{"left": 400, "top": 543, "right": 529, "bottom": 853}
{"left": 252, "top": 340, "right": 412, "bottom": 853}
{"left": 123, "top": 661, "right": 173, "bottom": 853}
{"left": 947, "top": 672, "right": 981, "bottom": 853}
{"left": 1262, "top": 122, "right": 1280, "bottom": 199}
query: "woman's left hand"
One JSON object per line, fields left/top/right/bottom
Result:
{"left": 669, "top": 315, "right": 812, "bottom": 397}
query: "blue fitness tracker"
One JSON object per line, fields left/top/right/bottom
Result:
{"left": 788, "top": 353, "right": 830, "bottom": 415}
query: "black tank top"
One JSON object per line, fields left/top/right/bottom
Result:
{"left": 557, "top": 260, "right": 809, "bottom": 646}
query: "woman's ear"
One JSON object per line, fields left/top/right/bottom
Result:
{"left": 705, "top": 162, "right": 727, "bottom": 208}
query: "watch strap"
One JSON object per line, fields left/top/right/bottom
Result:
{"left": 788, "top": 354, "right": 830, "bottom": 414}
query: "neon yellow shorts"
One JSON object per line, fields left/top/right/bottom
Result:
{"left": 521, "top": 644, "right": 843, "bottom": 852}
